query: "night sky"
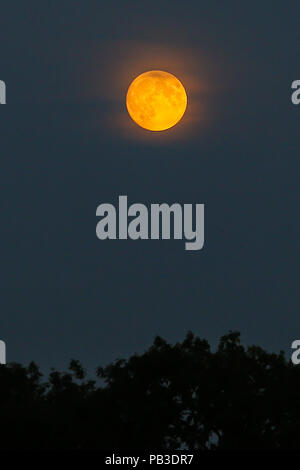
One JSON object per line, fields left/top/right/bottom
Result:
{"left": 1, "top": 1, "right": 299, "bottom": 372}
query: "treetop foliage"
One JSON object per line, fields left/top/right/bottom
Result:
{"left": 0, "top": 331, "right": 298, "bottom": 450}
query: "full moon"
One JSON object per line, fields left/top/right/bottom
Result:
{"left": 126, "top": 70, "right": 187, "bottom": 131}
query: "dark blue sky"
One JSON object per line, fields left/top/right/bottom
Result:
{"left": 0, "top": 1, "right": 299, "bottom": 372}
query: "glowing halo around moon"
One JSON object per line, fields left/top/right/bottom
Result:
{"left": 126, "top": 70, "right": 187, "bottom": 131}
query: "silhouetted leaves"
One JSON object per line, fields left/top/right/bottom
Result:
{"left": 0, "top": 331, "right": 299, "bottom": 449}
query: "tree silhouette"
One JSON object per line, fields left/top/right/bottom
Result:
{"left": 0, "top": 331, "right": 299, "bottom": 449}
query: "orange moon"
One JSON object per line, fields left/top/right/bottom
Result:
{"left": 126, "top": 70, "right": 187, "bottom": 131}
